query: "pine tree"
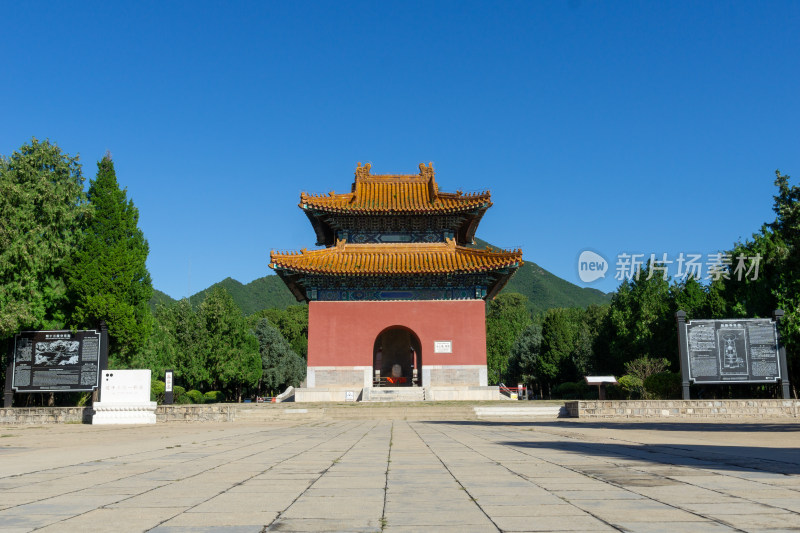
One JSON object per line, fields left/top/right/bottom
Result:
{"left": 254, "top": 318, "right": 305, "bottom": 396}
{"left": 67, "top": 153, "right": 152, "bottom": 366}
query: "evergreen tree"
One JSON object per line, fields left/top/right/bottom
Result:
{"left": 67, "top": 154, "right": 152, "bottom": 366}
{"left": 0, "top": 138, "right": 88, "bottom": 337}
{"left": 168, "top": 299, "right": 209, "bottom": 388}
{"left": 717, "top": 171, "right": 800, "bottom": 395}
{"left": 506, "top": 320, "right": 543, "bottom": 389}
{"left": 254, "top": 318, "right": 305, "bottom": 396}
{"left": 253, "top": 304, "right": 309, "bottom": 359}
{"left": 486, "top": 292, "right": 532, "bottom": 384}
{"left": 200, "top": 287, "right": 261, "bottom": 401}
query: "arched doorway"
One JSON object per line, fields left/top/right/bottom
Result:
{"left": 373, "top": 326, "right": 422, "bottom": 387}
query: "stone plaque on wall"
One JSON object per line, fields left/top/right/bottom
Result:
{"left": 434, "top": 341, "right": 452, "bottom": 353}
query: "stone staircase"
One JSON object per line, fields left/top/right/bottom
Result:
{"left": 361, "top": 387, "right": 426, "bottom": 402}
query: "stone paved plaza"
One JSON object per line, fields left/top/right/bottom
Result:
{"left": 1, "top": 414, "right": 800, "bottom": 532}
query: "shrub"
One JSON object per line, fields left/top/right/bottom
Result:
{"left": 553, "top": 381, "right": 590, "bottom": 399}
{"left": 624, "top": 356, "right": 670, "bottom": 398}
{"left": 605, "top": 383, "right": 625, "bottom": 400}
{"left": 186, "top": 389, "right": 205, "bottom": 404}
{"left": 173, "top": 385, "right": 191, "bottom": 404}
{"left": 617, "top": 375, "right": 643, "bottom": 399}
{"left": 203, "top": 391, "right": 226, "bottom": 403}
{"left": 644, "top": 371, "right": 682, "bottom": 399}
{"left": 151, "top": 380, "right": 166, "bottom": 403}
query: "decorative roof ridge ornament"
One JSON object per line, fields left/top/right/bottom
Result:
{"left": 355, "top": 161, "right": 372, "bottom": 181}
{"left": 419, "top": 162, "right": 438, "bottom": 199}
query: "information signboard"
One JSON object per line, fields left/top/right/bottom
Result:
{"left": 685, "top": 319, "right": 780, "bottom": 383}
{"left": 11, "top": 330, "right": 103, "bottom": 392}
{"left": 676, "top": 311, "right": 790, "bottom": 399}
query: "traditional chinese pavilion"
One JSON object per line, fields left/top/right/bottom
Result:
{"left": 270, "top": 163, "right": 522, "bottom": 401}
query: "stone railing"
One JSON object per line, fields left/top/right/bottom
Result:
{"left": 565, "top": 399, "right": 800, "bottom": 418}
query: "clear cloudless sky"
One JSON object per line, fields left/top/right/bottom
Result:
{"left": 2, "top": 1, "right": 798, "bottom": 298}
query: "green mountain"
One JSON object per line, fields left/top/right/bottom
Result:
{"left": 502, "top": 261, "right": 611, "bottom": 314}
{"left": 187, "top": 276, "right": 297, "bottom": 315}
{"left": 150, "top": 240, "right": 610, "bottom": 315}
{"left": 149, "top": 288, "right": 177, "bottom": 312}
{"left": 473, "top": 238, "right": 611, "bottom": 314}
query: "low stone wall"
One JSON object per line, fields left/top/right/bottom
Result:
{"left": 1, "top": 404, "right": 236, "bottom": 424}
{"left": 0, "top": 407, "right": 92, "bottom": 424}
{"left": 565, "top": 399, "right": 800, "bottom": 418}
{"left": 156, "top": 404, "right": 235, "bottom": 422}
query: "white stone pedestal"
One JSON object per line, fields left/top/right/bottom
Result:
{"left": 92, "top": 369, "right": 157, "bottom": 425}
{"left": 92, "top": 402, "right": 157, "bottom": 424}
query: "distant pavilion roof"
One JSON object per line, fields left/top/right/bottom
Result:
{"left": 300, "top": 162, "right": 491, "bottom": 215}
{"left": 270, "top": 239, "right": 522, "bottom": 277}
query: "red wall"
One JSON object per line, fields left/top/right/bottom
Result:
{"left": 308, "top": 300, "right": 487, "bottom": 367}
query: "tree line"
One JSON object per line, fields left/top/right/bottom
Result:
{"left": 2, "top": 138, "right": 796, "bottom": 402}
{"left": 491, "top": 170, "right": 799, "bottom": 399}
{"left": 0, "top": 139, "right": 306, "bottom": 404}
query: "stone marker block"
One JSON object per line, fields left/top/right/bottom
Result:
{"left": 92, "top": 369, "right": 156, "bottom": 425}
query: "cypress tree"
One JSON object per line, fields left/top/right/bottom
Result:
{"left": 67, "top": 153, "right": 152, "bottom": 366}
{"left": 0, "top": 138, "right": 88, "bottom": 338}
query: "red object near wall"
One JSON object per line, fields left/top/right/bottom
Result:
{"left": 308, "top": 300, "right": 486, "bottom": 367}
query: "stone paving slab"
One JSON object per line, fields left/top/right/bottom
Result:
{"left": 0, "top": 416, "right": 799, "bottom": 532}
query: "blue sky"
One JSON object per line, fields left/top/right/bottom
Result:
{"left": 3, "top": 1, "right": 798, "bottom": 298}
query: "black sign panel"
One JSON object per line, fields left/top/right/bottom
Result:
{"left": 12, "top": 330, "right": 102, "bottom": 392}
{"left": 684, "top": 319, "right": 780, "bottom": 383}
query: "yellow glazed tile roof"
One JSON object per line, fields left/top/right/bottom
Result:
{"left": 270, "top": 239, "right": 522, "bottom": 276}
{"left": 299, "top": 162, "right": 491, "bottom": 214}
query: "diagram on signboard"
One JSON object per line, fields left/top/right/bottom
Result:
{"left": 717, "top": 327, "right": 748, "bottom": 375}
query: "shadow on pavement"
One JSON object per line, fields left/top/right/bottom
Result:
{"left": 423, "top": 419, "right": 800, "bottom": 433}
{"left": 491, "top": 439, "right": 800, "bottom": 474}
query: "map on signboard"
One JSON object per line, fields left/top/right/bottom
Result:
{"left": 685, "top": 319, "right": 780, "bottom": 383}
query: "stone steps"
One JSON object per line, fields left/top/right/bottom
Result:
{"left": 361, "top": 387, "right": 426, "bottom": 403}
{"left": 474, "top": 405, "right": 568, "bottom": 419}
{"left": 233, "top": 403, "right": 477, "bottom": 421}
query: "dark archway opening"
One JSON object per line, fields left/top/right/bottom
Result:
{"left": 373, "top": 326, "right": 422, "bottom": 387}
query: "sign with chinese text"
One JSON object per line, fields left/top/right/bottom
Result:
{"left": 11, "top": 330, "right": 102, "bottom": 392}
{"left": 434, "top": 341, "right": 452, "bottom": 353}
{"left": 683, "top": 319, "right": 780, "bottom": 383}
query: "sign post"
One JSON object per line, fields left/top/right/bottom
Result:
{"left": 164, "top": 369, "right": 174, "bottom": 405}
{"left": 774, "top": 310, "right": 791, "bottom": 399}
{"left": 3, "top": 341, "right": 13, "bottom": 408}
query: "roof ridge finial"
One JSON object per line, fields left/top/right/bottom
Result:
{"left": 355, "top": 162, "right": 371, "bottom": 181}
